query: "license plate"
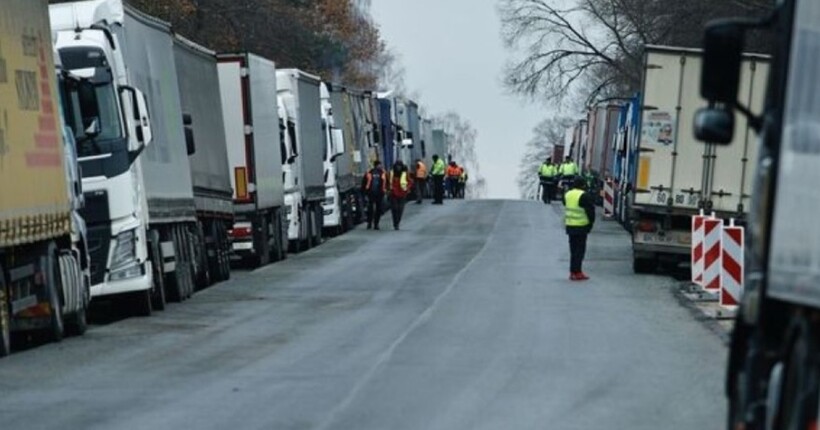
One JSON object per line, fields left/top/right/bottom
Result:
{"left": 232, "top": 242, "right": 254, "bottom": 251}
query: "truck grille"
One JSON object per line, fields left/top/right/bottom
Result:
{"left": 86, "top": 224, "right": 112, "bottom": 286}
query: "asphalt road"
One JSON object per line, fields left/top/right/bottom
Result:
{"left": 0, "top": 200, "right": 726, "bottom": 430}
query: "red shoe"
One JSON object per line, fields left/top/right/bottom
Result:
{"left": 576, "top": 272, "right": 590, "bottom": 281}
{"left": 569, "top": 272, "right": 580, "bottom": 281}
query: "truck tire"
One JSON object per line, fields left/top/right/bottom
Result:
{"left": 219, "top": 222, "right": 232, "bottom": 279}
{"left": 167, "top": 228, "right": 186, "bottom": 302}
{"left": 314, "top": 205, "right": 323, "bottom": 245}
{"left": 61, "top": 254, "right": 88, "bottom": 336}
{"left": 149, "top": 231, "right": 166, "bottom": 311}
{"left": 775, "top": 325, "right": 818, "bottom": 429}
{"left": 272, "top": 212, "right": 285, "bottom": 262}
{"left": 253, "top": 215, "right": 272, "bottom": 267}
{"left": 43, "top": 248, "right": 64, "bottom": 343}
{"left": 307, "top": 207, "right": 317, "bottom": 248}
{"left": 0, "top": 265, "right": 11, "bottom": 357}
{"left": 194, "top": 225, "right": 210, "bottom": 290}
{"left": 633, "top": 257, "right": 657, "bottom": 274}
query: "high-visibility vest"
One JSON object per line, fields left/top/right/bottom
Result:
{"left": 432, "top": 159, "right": 446, "bottom": 175}
{"left": 539, "top": 163, "right": 555, "bottom": 177}
{"left": 447, "top": 165, "right": 461, "bottom": 177}
{"left": 561, "top": 162, "right": 578, "bottom": 176}
{"left": 390, "top": 171, "right": 409, "bottom": 191}
{"left": 416, "top": 162, "right": 427, "bottom": 178}
{"left": 565, "top": 189, "right": 590, "bottom": 227}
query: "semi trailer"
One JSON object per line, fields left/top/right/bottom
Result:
{"left": 630, "top": 46, "right": 769, "bottom": 273}
{"left": 217, "top": 53, "right": 287, "bottom": 266}
{"left": 0, "top": 0, "right": 91, "bottom": 356}
{"left": 320, "top": 82, "right": 350, "bottom": 235}
{"left": 51, "top": 0, "right": 199, "bottom": 313}
{"left": 277, "top": 69, "right": 325, "bottom": 251}
{"left": 173, "top": 36, "right": 233, "bottom": 284}
{"left": 695, "top": 1, "right": 820, "bottom": 427}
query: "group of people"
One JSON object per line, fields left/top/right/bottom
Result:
{"left": 361, "top": 154, "right": 467, "bottom": 230}
{"left": 537, "top": 156, "right": 594, "bottom": 282}
{"left": 537, "top": 156, "right": 579, "bottom": 204}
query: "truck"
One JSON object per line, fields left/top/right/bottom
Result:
{"left": 320, "top": 82, "right": 351, "bottom": 235}
{"left": 277, "top": 69, "right": 325, "bottom": 251}
{"left": 173, "top": 36, "right": 233, "bottom": 282}
{"left": 584, "top": 103, "right": 621, "bottom": 182}
{"left": 51, "top": 0, "right": 200, "bottom": 313}
{"left": 551, "top": 144, "right": 565, "bottom": 164}
{"left": 695, "top": 1, "right": 820, "bottom": 427}
{"left": 0, "top": 0, "right": 92, "bottom": 356}
{"left": 217, "top": 53, "right": 287, "bottom": 266}
{"left": 630, "top": 45, "right": 769, "bottom": 273}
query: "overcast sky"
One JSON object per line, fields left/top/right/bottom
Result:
{"left": 371, "top": 0, "right": 546, "bottom": 199}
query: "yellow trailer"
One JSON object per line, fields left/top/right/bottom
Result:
{"left": 0, "top": 0, "right": 89, "bottom": 356}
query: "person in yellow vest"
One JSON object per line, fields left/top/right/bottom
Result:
{"left": 537, "top": 158, "right": 557, "bottom": 203}
{"left": 458, "top": 167, "right": 468, "bottom": 199}
{"left": 430, "top": 154, "right": 446, "bottom": 204}
{"left": 558, "top": 156, "right": 579, "bottom": 198}
{"left": 564, "top": 177, "right": 595, "bottom": 281}
{"left": 414, "top": 159, "right": 427, "bottom": 204}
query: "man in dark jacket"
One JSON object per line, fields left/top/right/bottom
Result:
{"left": 363, "top": 161, "right": 387, "bottom": 230}
{"left": 563, "top": 177, "right": 595, "bottom": 281}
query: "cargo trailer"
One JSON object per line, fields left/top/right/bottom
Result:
{"left": 630, "top": 46, "right": 769, "bottom": 272}
{"left": 218, "top": 53, "right": 287, "bottom": 266}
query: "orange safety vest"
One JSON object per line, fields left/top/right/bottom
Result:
{"left": 416, "top": 162, "right": 427, "bottom": 178}
{"left": 446, "top": 165, "right": 460, "bottom": 177}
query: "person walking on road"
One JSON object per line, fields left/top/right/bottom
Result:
{"left": 564, "top": 177, "right": 595, "bottom": 281}
{"left": 458, "top": 167, "right": 468, "bottom": 199}
{"left": 558, "top": 156, "right": 579, "bottom": 198}
{"left": 538, "top": 158, "right": 557, "bottom": 203}
{"left": 415, "top": 159, "right": 427, "bottom": 204}
{"left": 363, "top": 160, "right": 387, "bottom": 230}
{"left": 446, "top": 161, "right": 460, "bottom": 199}
{"left": 389, "top": 161, "right": 413, "bottom": 230}
{"left": 431, "top": 154, "right": 446, "bottom": 204}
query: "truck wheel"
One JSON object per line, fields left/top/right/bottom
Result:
{"left": 633, "top": 257, "right": 656, "bottom": 274}
{"left": 254, "top": 216, "right": 272, "bottom": 267}
{"left": 775, "top": 328, "right": 818, "bottom": 429}
{"left": 167, "top": 228, "right": 186, "bottom": 302}
{"left": 44, "top": 250, "right": 64, "bottom": 342}
{"left": 149, "top": 231, "right": 166, "bottom": 311}
{"left": 0, "top": 265, "right": 11, "bottom": 357}
{"left": 304, "top": 208, "right": 315, "bottom": 250}
{"left": 62, "top": 254, "right": 88, "bottom": 336}
{"left": 271, "top": 212, "right": 284, "bottom": 262}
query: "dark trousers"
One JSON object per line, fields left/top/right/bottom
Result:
{"left": 367, "top": 193, "right": 384, "bottom": 227}
{"left": 415, "top": 178, "right": 426, "bottom": 202}
{"left": 568, "top": 233, "right": 588, "bottom": 273}
{"left": 540, "top": 179, "right": 555, "bottom": 203}
{"left": 432, "top": 175, "right": 444, "bottom": 203}
{"left": 390, "top": 196, "right": 406, "bottom": 227}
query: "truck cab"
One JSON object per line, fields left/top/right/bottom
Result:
{"left": 50, "top": 1, "right": 157, "bottom": 314}
{"left": 279, "top": 95, "right": 305, "bottom": 250}
{"left": 320, "top": 83, "right": 347, "bottom": 235}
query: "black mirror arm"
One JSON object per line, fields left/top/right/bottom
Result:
{"left": 733, "top": 102, "right": 764, "bottom": 132}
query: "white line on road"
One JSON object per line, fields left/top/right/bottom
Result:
{"left": 315, "top": 202, "right": 503, "bottom": 430}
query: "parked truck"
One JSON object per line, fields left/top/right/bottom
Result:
{"left": 173, "top": 36, "right": 233, "bottom": 283}
{"left": 630, "top": 45, "right": 769, "bottom": 273}
{"left": 277, "top": 69, "right": 325, "bottom": 251}
{"left": 320, "top": 82, "right": 351, "bottom": 235}
{"left": 695, "top": 1, "right": 820, "bottom": 427}
{"left": 51, "top": 0, "right": 200, "bottom": 313}
{"left": 0, "top": 0, "right": 92, "bottom": 356}
{"left": 217, "top": 53, "right": 287, "bottom": 266}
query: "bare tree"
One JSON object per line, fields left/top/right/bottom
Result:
{"left": 517, "top": 117, "right": 574, "bottom": 199}
{"left": 499, "top": 0, "right": 774, "bottom": 105}
{"left": 433, "top": 112, "right": 486, "bottom": 199}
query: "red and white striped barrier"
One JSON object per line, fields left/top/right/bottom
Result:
{"left": 691, "top": 212, "right": 706, "bottom": 286}
{"left": 720, "top": 220, "right": 744, "bottom": 308}
{"left": 603, "top": 179, "right": 614, "bottom": 218}
{"left": 702, "top": 217, "right": 724, "bottom": 291}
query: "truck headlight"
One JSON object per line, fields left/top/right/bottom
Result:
{"left": 109, "top": 230, "right": 142, "bottom": 281}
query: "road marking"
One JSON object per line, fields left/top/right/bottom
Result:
{"left": 315, "top": 202, "right": 502, "bottom": 430}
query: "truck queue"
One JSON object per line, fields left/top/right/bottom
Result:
{"left": 0, "top": 0, "right": 462, "bottom": 357}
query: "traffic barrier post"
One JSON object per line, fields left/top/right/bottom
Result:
{"left": 702, "top": 214, "right": 723, "bottom": 292}
{"left": 720, "top": 219, "right": 744, "bottom": 309}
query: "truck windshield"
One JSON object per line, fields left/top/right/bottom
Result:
{"left": 59, "top": 47, "right": 125, "bottom": 155}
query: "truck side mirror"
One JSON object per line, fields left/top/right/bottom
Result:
{"left": 183, "top": 113, "right": 196, "bottom": 155}
{"left": 694, "top": 107, "right": 735, "bottom": 144}
{"left": 701, "top": 20, "right": 745, "bottom": 105}
{"left": 331, "top": 128, "right": 345, "bottom": 161}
